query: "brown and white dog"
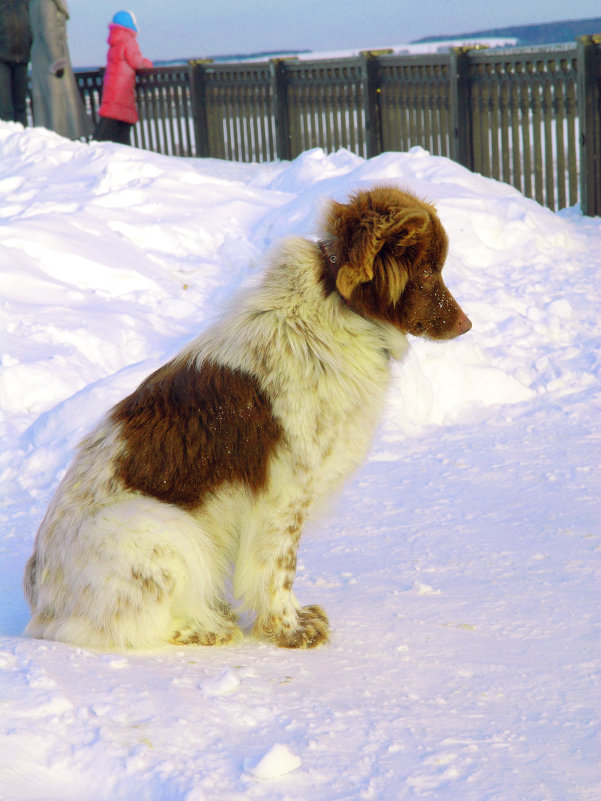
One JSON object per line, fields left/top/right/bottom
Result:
{"left": 23, "top": 186, "right": 471, "bottom": 650}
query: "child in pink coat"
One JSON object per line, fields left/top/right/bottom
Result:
{"left": 94, "top": 10, "right": 152, "bottom": 145}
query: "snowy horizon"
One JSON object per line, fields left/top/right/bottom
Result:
{"left": 65, "top": 1, "right": 601, "bottom": 68}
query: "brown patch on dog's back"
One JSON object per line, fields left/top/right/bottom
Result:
{"left": 111, "top": 359, "right": 283, "bottom": 509}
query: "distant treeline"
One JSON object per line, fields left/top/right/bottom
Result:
{"left": 413, "top": 16, "right": 601, "bottom": 47}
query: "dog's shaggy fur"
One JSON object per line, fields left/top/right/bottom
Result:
{"left": 23, "top": 186, "right": 471, "bottom": 650}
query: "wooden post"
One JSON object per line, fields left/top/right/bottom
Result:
{"left": 270, "top": 59, "right": 294, "bottom": 161}
{"left": 188, "top": 60, "right": 213, "bottom": 158}
{"left": 577, "top": 36, "right": 601, "bottom": 216}
{"left": 361, "top": 51, "right": 390, "bottom": 158}
{"left": 450, "top": 47, "right": 474, "bottom": 171}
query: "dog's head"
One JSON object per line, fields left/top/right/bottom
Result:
{"left": 323, "top": 186, "right": 471, "bottom": 340}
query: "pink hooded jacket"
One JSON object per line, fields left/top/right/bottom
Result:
{"left": 99, "top": 23, "right": 152, "bottom": 124}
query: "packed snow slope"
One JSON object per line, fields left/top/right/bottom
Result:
{"left": 0, "top": 122, "right": 599, "bottom": 801}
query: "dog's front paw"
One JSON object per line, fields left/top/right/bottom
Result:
{"left": 256, "top": 604, "right": 329, "bottom": 649}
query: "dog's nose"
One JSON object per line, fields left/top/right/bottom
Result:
{"left": 456, "top": 310, "right": 472, "bottom": 336}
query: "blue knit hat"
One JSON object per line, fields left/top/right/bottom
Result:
{"left": 111, "top": 10, "right": 138, "bottom": 31}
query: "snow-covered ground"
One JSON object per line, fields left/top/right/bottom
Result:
{"left": 0, "top": 122, "right": 599, "bottom": 801}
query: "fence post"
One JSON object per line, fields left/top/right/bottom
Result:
{"left": 577, "top": 36, "right": 601, "bottom": 216}
{"left": 270, "top": 59, "right": 293, "bottom": 161}
{"left": 188, "top": 60, "right": 212, "bottom": 157}
{"left": 361, "top": 51, "right": 389, "bottom": 158}
{"left": 449, "top": 47, "right": 474, "bottom": 171}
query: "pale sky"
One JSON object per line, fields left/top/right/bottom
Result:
{"left": 66, "top": 1, "right": 601, "bottom": 67}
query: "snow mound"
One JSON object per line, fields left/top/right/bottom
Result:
{"left": 248, "top": 743, "right": 302, "bottom": 779}
{"left": 0, "top": 122, "right": 599, "bottom": 801}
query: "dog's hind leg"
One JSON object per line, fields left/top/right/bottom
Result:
{"left": 169, "top": 600, "right": 241, "bottom": 646}
{"left": 26, "top": 495, "right": 241, "bottom": 649}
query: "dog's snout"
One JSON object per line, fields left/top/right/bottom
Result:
{"left": 456, "top": 310, "right": 472, "bottom": 336}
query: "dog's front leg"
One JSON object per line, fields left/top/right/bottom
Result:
{"left": 254, "top": 547, "right": 330, "bottom": 648}
{"left": 239, "top": 501, "right": 329, "bottom": 648}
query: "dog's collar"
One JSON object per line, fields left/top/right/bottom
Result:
{"left": 318, "top": 239, "right": 340, "bottom": 282}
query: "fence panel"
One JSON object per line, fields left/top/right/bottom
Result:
{"left": 377, "top": 54, "right": 452, "bottom": 157}
{"left": 468, "top": 46, "right": 580, "bottom": 211}
{"left": 133, "top": 67, "right": 196, "bottom": 156}
{"left": 74, "top": 66, "right": 196, "bottom": 156}
{"left": 75, "top": 70, "right": 104, "bottom": 126}
{"left": 283, "top": 58, "right": 368, "bottom": 158}
{"left": 200, "top": 63, "right": 274, "bottom": 162}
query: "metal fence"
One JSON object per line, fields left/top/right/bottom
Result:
{"left": 464, "top": 47, "right": 581, "bottom": 212}
{"left": 66, "top": 36, "right": 601, "bottom": 216}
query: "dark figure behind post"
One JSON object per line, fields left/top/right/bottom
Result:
{"left": 0, "top": 0, "right": 32, "bottom": 126}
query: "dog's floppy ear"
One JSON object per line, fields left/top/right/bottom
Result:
{"left": 329, "top": 201, "right": 431, "bottom": 301}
